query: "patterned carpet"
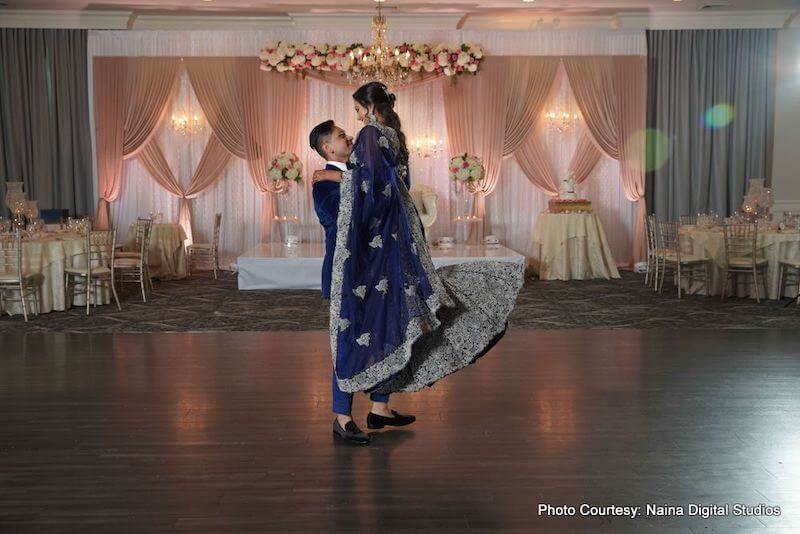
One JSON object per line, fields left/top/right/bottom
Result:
{"left": 1, "top": 269, "right": 798, "bottom": 333}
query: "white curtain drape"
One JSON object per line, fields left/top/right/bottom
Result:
{"left": 95, "top": 29, "right": 644, "bottom": 267}
{"left": 88, "top": 29, "right": 646, "bottom": 58}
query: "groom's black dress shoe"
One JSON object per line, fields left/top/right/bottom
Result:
{"left": 367, "top": 410, "right": 416, "bottom": 429}
{"left": 333, "top": 419, "right": 371, "bottom": 445}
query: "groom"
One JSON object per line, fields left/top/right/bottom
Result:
{"left": 309, "top": 119, "right": 415, "bottom": 445}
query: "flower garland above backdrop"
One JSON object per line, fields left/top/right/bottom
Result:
{"left": 259, "top": 41, "right": 483, "bottom": 79}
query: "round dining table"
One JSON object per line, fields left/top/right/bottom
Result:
{"left": 4, "top": 232, "right": 110, "bottom": 315}
{"left": 679, "top": 225, "right": 800, "bottom": 299}
{"left": 123, "top": 223, "right": 188, "bottom": 280}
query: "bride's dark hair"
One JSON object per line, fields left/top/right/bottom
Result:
{"left": 353, "top": 82, "right": 409, "bottom": 168}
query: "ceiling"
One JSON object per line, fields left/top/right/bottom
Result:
{"left": 3, "top": 0, "right": 800, "bottom": 15}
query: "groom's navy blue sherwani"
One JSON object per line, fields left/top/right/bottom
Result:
{"left": 311, "top": 162, "right": 343, "bottom": 300}
{"left": 313, "top": 161, "right": 389, "bottom": 414}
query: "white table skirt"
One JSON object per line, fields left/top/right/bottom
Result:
{"left": 532, "top": 213, "right": 620, "bottom": 281}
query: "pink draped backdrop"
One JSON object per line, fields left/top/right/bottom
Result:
{"left": 93, "top": 54, "right": 646, "bottom": 263}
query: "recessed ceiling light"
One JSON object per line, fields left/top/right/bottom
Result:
{"left": 523, "top": 0, "right": 535, "bottom": 3}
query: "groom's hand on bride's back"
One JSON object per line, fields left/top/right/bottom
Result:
{"left": 313, "top": 169, "right": 342, "bottom": 184}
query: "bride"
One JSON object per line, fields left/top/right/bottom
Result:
{"left": 314, "top": 81, "right": 523, "bottom": 440}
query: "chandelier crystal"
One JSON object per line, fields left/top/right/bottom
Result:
{"left": 346, "top": 1, "right": 409, "bottom": 87}
{"left": 544, "top": 110, "right": 579, "bottom": 133}
{"left": 171, "top": 112, "right": 204, "bottom": 136}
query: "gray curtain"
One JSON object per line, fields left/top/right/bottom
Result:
{"left": 646, "top": 29, "right": 776, "bottom": 220}
{"left": 0, "top": 29, "right": 93, "bottom": 217}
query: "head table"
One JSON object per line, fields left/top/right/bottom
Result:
{"left": 123, "top": 223, "right": 188, "bottom": 280}
{"left": 4, "top": 232, "right": 111, "bottom": 315}
{"left": 531, "top": 212, "right": 620, "bottom": 281}
{"left": 679, "top": 225, "right": 800, "bottom": 300}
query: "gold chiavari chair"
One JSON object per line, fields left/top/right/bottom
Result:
{"left": 114, "top": 219, "right": 154, "bottom": 302}
{"left": 778, "top": 258, "right": 800, "bottom": 305}
{"left": 65, "top": 229, "right": 121, "bottom": 315}
{"left": 679, "top": 214, "right": 697, "bottom": 226}
{"left": 117, "top": 218, "right": 154, "bottom": 290}
{"left": 187, "top": 213, "right": 222, "bottom": 279}
{"left": 657, "top": 220, "right": 710, "bottom": 298}
{"left": 721, "top": 223, "right": 769, "bottom": 303}
{"left": 0, "top": 230, "right": 44, "bottom": 322}
{"left": 645, "top": 215, "right": 665, "bottom": 289}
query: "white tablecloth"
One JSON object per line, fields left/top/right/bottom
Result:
{"left": 124, "top": 223, "right": 187, "bottom": 280}
{"left": 4, "top": 233, "right": 110, "bottom": 315}
{"left": 531, "top": 213, "right": 620, "bottom": 281}
{"left": 679, "top": 226, "right": 800, "bottom": 299}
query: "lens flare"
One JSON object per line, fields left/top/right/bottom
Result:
{"left": 626, "top": 129, "right": 671, "bottom": 172}
{"left": 704, "top": 103, "right": 735, "bottom": 129}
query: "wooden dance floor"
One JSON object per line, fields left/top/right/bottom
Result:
{"left": 1, "top": 329, "right": 800, "bottom": 532}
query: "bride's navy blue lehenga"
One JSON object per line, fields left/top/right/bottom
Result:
{"left": 330, "top": 118, "right": 524, "bottom": 395}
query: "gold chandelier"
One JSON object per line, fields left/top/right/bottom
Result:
{"left": 347, "top": 0, "right": 409, "bottom": 87}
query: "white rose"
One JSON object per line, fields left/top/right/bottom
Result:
{"left": 467, "top": 63, "right": 478, "bottom": 73}
{"left": 300, "top": 43, "right": 314, "bottom": 56}
{"left": 276, "top": 64, "right": 289, "bottom": 73}
{"left": 269, "top": 167, "right": 282, "bottom": 181}
{"left": 285, "top": 44, "right": 296, "bottom": 57}
{"left": 326, "top": 54, "right": 338, "bottom": 66}
{"left": 423, "top": 61, "right": 435, "bottom": 73}
{"left": 443, "top": 66, "right": 454, "bottom": 76}
{"left": 410, "top": 63, "right": 422, "bottom": 72}
{"left": 317, "top": 43, "right": 329, "bottom": 54}
{"left": 456, "top": 168, "right": 470, "bottom": 182}
{"left": 286, "top": 168, "right": 299, "bottom": 181}
{"left": 293, "top": 160, "right": 303, "bottom": 170}
{"left": 311, "top": 55, "right": 323, "bottom": 67}
{"left": 457, "top": 51, "right": 470, "bottom": 66}
{"left": 470, "top": 167, "right": 483, "bottom": 180}
{"left": 339, "top": 56, "right": 353, "bottom": 71}
{"left": 336, "top": 45, "right": 348, "bottom": 55}
{"left": 260, "top": 64, "right": 272, "bottom": 72}
{"left": 451, "top": 157, "right": 464, "bottom": 168}
{"left": 398, "top": 54, "right": 410, "bottom": 68}
{"left": 290, "top": 54, "right": 305, "bottom": 66}
{"left": 473, "top": 48, "right": 483, "bottom": 59}
{"left": 437, "top": 52, "right": 449, "bottom": 67}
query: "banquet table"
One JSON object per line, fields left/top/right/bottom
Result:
{"left": 4, "top": 232, "right": 110, "bottom": 315}
{"left": 124, "top": 223, "right": 187, "bottom": 280}
{"left": 531, "top": 212, "right": 620, "bottom": 281}
{"left": 679, "top": 225, "right": 800, "bottom": 300}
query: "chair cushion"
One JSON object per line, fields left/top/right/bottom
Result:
{"left": 114, "top": 258, "right": 142, "bottom": 268}
{"left": 0, "top": 272, "right": 19, "bottom": 282}
{"left": 116, "top": 251, "right": 142, "bottom": 258}
{"left": 728, "top": 256, "right": 768, "bottom": 267}
{"left": 65, "top": 266, "right": 111, "bottom": 276}
{"left": 664, "top": 251, "right": 706, "bottom": 264}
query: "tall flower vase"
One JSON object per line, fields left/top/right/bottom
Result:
{"left": 275, "top": 184, "right": 300, "bottom": 246}
{"left": 4, "top": 182, "right": 28, "bottom": 230}
{"left": 452, "top": 181, "right": 480, "bottom": 244}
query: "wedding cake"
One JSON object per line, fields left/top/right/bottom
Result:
{"left": 548, "top": 174, "right": 592, "bottom": 213}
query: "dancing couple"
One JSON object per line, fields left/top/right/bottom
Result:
{"left": 310, "top": 82, "right": 523, "bottom": 445}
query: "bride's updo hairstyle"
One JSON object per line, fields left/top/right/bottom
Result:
{"left": 353, "top": 81, "right": 409, "bottom": 168}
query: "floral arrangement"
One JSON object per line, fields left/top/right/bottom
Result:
{"left": 268, "top": 152, "right": 303, "bottom": 183}
{"left": 449, "top": 153, "right": 485, "bottom": 183}
{"left": 259, "top": 41, "right": 483, "bottom": 78}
